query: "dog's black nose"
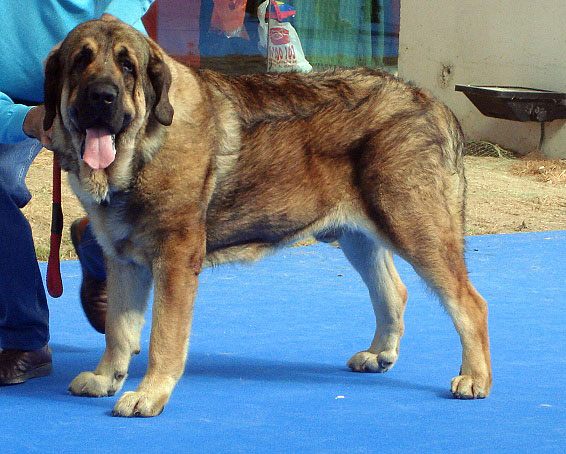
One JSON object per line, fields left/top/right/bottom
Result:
{"left": 88, "top": 82, "right": 118, "bottom": 107}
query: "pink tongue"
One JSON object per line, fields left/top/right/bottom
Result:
{"left": 83, "top": 128, "right": 116, "bottom": 170}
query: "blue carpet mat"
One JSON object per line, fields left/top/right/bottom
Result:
{"left": 1, "top": 231, "right": 564, "bottom": 453}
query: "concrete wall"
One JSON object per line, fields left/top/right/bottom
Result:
{"left": 398, "top": 1, "right": 566, "bottom": 158}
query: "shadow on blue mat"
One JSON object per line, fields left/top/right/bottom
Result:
{"left": 187, "top": 353, "right": 448, "bottom": 397}
{"left": 50, "top": 342, "right": 97, "bottom": 353}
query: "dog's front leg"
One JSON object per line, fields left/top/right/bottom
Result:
{"left": 69, "top": 259, "right": 152, "bottom": 398}
{"left": 112, "top": 235, "right": 205, "bottom": 417}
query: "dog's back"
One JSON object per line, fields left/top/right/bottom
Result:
{"left": 202, "top": 68, "right": 466, "bottom": 264}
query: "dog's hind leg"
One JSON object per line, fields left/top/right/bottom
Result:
{"left": 357, "top": 145, "right": 492, "bottom": 398}
{"left": 69, "top": 259, "right": 152, "bottom": 398}
{"left": 339, "top": 230, "right": 408, "bottom": 373}
{"left": 398, "top": 229, "right": 492, "bottom": 399}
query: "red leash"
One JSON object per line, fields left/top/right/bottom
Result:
{"left": 46, "top": 158, "right": 63, "bottom": 297}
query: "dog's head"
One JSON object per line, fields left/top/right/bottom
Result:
{"left": 44, "top": 17, "right": 173, "bottom": 183}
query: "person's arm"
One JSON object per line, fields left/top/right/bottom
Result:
{"left": 0, "top": 91, "right": 51, "bottom": 147}
{"left": 0, "top": 91, "right": 33, "bottom": 144}
{"left": 102, "top": 0, "right": 154, "bottom": 27}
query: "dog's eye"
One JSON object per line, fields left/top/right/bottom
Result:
{"left": 121, "top": 60, "right": 135, "bottom": 74}
{"left": 72, "top": 47, "right": 93, "bottom": 70}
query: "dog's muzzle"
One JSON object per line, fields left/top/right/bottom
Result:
{"left": 71, "top": 79, "right": 132, "bottom": 170}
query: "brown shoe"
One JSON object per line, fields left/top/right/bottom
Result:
{"left": 0, "top": 345, "right": 52, "bottom": 385}
{"left": 71, "top": 217, "right": 107, "bottom": 334}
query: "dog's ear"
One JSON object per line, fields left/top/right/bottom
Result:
{"left": 43, "top": 47, "right": 62, "bottom": 131}
{"left": 100, "top": 13, "right": 119, "bottom": 22}
{"left": 146, "top": 39, "right": 174, "bottom": 126}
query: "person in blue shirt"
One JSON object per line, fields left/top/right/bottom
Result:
{"left": 0, "top": 0, "right": 154, "bottom": 386}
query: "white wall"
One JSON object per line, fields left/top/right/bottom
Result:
{"left": 398, "top": 1, "right": 566, "bottom": 158}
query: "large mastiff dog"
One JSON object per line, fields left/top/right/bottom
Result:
{"left": 44, "top": 17, "right": 492, "bottom": 416}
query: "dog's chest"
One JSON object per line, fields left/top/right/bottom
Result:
{"left": 93, "top": 192, "right": 147, "bottom": 266}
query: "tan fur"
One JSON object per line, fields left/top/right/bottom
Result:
{"left": 45, "top": 19, "right": 492, "bottom": 417}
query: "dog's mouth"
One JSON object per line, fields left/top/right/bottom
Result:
{"left": 70, "top": 104, "right": 132, "bottom": 171}
{"left": 80, "top": 127, "right": 117, "bottom": 171}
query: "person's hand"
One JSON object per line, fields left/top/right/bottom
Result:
{"left": 23, "top": 105, "right": 53, "bottom": 149}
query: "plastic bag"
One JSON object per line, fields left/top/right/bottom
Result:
{"left": 258, "top": 1, "right": 312, "bottom": 73}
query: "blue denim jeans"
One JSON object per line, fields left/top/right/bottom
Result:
{"left": 0, "top": 139, "right": 49, "bottom": 350}
{"left": 77, "top": 222, "right": 106, "bottom": 281}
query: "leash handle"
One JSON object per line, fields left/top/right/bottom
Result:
{"left": 47, "top": 158, "right": 63, "bottom": 297}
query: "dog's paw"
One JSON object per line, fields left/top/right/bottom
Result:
{"left": 450, "top": 374, "right": 490, "bottom": 399}
{"left": 347, "top": 350, "right": 397, "bottom": 373}
{"left": 112, "top": 391, "right": 167, "bottom": 417}
{"left": 68, "top": 371, "right": 123, "bottom": 397}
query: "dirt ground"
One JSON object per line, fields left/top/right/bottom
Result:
{"left": 22, "top": 150, "right": 566, "bottom": 262}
